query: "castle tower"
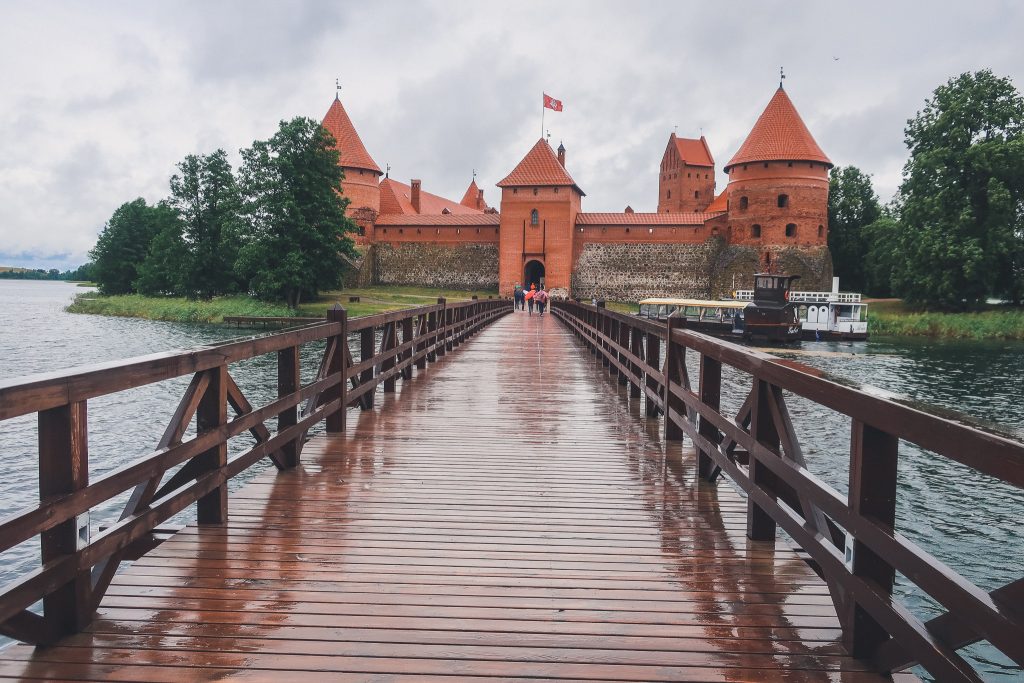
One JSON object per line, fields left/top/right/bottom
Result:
{"left": 496, "top": 139, "right": 584, "bottom": 296}
{"left": 723, "top": 87, "right": 832, "bottom": 250}
{"left": 321, "top": 95, "right": 383, "bottom": 237}
{"left": 658, "top": 134, "right": 715, "bottom": 213}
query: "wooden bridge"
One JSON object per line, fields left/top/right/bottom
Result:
{"left": 0, "top": 299, "right": 1021, "bottom": 681}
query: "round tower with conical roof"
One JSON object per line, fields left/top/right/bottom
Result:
{"left": 321, "top": 94, "right": 383, "bottom": 239}
{"left": 723, "top": 87, "right": 831, "bottom": 251}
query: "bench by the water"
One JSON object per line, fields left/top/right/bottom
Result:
{"left": 0, "top": 298, "right": 1021, "bottom": 681}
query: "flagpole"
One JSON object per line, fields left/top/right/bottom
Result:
{"left": 541, "top": 94, "right": 545, "bottom": 140}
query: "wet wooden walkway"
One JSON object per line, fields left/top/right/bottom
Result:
{"left": 0, "top": 310, "right": 912, "bottom": 681}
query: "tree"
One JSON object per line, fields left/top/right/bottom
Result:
{"left": 135, "top": 205, "right": 186, "bottom": 295}
{"left": 894, "top": 69, "right": 1024, "bottom": 309}
{"left": 236, "top": 117, "right": 357, "bottom": 307}
{"left": 168, "top": 150, "right": 243, "bottom": 299}
{"left": 827, "top": 166, "right": 881, "bottom": 292}
{"left": 90, "top": 199, "right": 178, "bottom": 295}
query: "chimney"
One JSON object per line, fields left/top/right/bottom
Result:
{"left": 557, "top": 142, "right": 566, "bottom": 167}
{"left": 477, "top": 188, "right": 485, "bottom": 210}
{"left": 411, "top": 179, "right": 421, "bottom": 213}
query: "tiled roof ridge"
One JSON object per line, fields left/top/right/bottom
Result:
{"left": 724, "top": 87, "right": 831, "bottom": 171}
{"left": 671, "top": 133, "right": 715, "bottom": 167}
{"left": 378, "top": 177, "right": 485, "bottom": 216}
{"left": 322, "top": 97, "right": 382, "bottom": 174}
{"left": 576, "top": 212, "right": 716, "bottom": 226}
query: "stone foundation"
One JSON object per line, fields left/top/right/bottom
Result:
{"left": 375, "top": 242, "right": 499, "bottom": 289}
{"left": 708, "top": 244, "right": 833, "bottom": 297}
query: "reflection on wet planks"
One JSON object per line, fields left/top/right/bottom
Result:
{"left": 0, "top": 311, "right": 916, "bottom": 682}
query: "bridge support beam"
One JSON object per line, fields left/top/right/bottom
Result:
{"left": 746, "top": 378, "right": 780, "bottom": 541}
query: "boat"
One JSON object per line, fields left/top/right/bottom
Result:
{"left": 636, "top": 297, "right": 747, "bottom": 338}
{"left": 739, "top": 273, "right": 802, "bottom": 343}
{"left": 734, "top": 277, "right": 868, "bottom": 341}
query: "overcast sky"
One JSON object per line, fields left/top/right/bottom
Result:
{"left": 1, "top": 1, "right": 1022, "bottom": 269}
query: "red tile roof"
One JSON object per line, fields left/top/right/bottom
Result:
{"left": 497, "top": 139, "right": 584, "bottom": 195}
{"left": 704, "top": 189, "right": 729, "bottom": 213}
{"left": 673, "top": 134, "right": 714, "bottom": 167}
{"left": 378, "top": 178, "right": 485, "bottom": 216}
{"left": 321, "top": 96, "right": 382, "bottom": 174}
{"left": 724, "top": 88, "right": 831, "bottom": 172}
{"left": 576, "top": 212, "right": 709, "bottom": 226}
{"left": 375, "top": 213, "right": 500, "bottom": 226}
{"left": 460, "top": 179, "right": 487, "bottom": 209}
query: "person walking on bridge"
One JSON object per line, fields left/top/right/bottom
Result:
{"left": 534, "top": 287, "right": 549, "bottom": 316}
{"left": 513, "top": 283, "right": 524, "bottom": 311}
{"left": 525, "top": 284, "right": 536, "bottom": 315}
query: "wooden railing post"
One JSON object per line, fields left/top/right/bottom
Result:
{"left": 697, "top": 354, "right": 722, "bottom": 480}
{"left": 427, "top": 303, "right": 439, "bottom": 362}
{"left": 445, "top": 304, "right": 454, "bottom": 352}
{"left": 664, "top": 315, "right": 685, "bottom": 441}
{"left": 326, "top": 305, "right": 346, "bottom": 433}
{"left": 617, "top": 321, "right": 629, "bottom": 386}
{"left": 401, "top": 316, "right": 414, "bottom": 379}
{"left": 645, "top": 330, "right": 660, "bottom": 417}
{"left": 844, "top": 420, "right": 899, "bottom": 658}
{"left": 629, "top": 327, "right": 643, "bottom": 399}
{"left": 415, "top": 314, "right": 428, "bottom": 370}
{"left": 38, "top": 400, "right": 91, "bottom": 638}
{"left": 196, "top": 365, "right": 228, "bottom": 524}
{"left": 277, "top": 345, "right": 300, "bottom": 468}
{"left": 747, "top": 378, "right": 780, "bottom": 541}
{"left": 436, "top": 297, "right": 447, "bottom": 357}
{"left": 359, "top": 327, "right": 374, "bottom": 409}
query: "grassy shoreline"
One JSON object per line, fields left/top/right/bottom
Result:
{"left": 67, "top": 286, "right": 500, "bottom": 324}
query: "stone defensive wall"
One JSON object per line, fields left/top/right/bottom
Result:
{"left": 570, "top": 237, "right": 833, "bottom": 302}
{"left": 375, "top": 242, "right": 499, "bottom": 289}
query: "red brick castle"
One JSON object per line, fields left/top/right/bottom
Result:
{"left": 323, "top": 86, "right": 834, "bottom": 300}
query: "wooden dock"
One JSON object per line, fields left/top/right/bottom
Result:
{"left": 0, "top": 311, "right": 911, "bottom": 681}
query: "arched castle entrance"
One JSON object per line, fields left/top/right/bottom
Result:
{"left": 524, "top": 259, "right": 545, "bottom": 289}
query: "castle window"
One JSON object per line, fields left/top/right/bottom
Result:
{"left": 764, "top": 162, "right": 769, "bottom": 168}
{"left": 818, "top": 224, "right": 824, "bottom": 238}
{"left": 533, "top": 187, "right": 539, "bottom": 196}
{"left": 752, "top": 224, "right": 762, "bottom": 238}
{"left": 417, "top": 229, "right": 421, "bottom": 234}
{"left": 382, "top": 229, "right": 387, "bottom": 234}
{"left": 625, "top": 228, "right": 630, "bottom": 233}
{"left": 530, "top": 209, "right": 539, "bottom": 225}
{"left": 687, "top": 173, "right": 691, "bottom": 178}
{"left": 667, "top": 190, "right": 672, "bottom": 199}
{"left": 694, "top": 191, "right": 699, "bottom": 199}
{"left": 705, "top": 174, "right": 709, "bottom": 179}
{"left": 778, "top": 194, "right": 789, "bottom": 208}
{"left": 739, "top": 196, "right": 749, "bottom": 210}
{"left": 785, "top": 223, "right": 796, "bottom": 237}
{"left": 513, "top": 188, "right": 517, "bottom": 194}
{"left": 357, "top": 226, "right": 365, "bottom": 236}
{"left": 788, "top": 162, "right": 793, "bottom": 167}
{"left": 399, "top": 229, "right": 403, "bottom": 234}
{"left": 554, "top": 187, "right": 559, "bottom": 193}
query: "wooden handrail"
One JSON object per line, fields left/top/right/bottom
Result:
{"left": 0, "top": 298, "right": 512, "bottom": 645}
{"left": 551, "top": 299, "right": 1024, "bottom": 683}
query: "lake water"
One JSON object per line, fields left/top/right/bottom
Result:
{"left": 0, "top": 280, "right": 1021, "bottom": 680}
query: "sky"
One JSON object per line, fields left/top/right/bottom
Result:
{"left": 1, "top": 1, "right": 1022, "bottom": 270}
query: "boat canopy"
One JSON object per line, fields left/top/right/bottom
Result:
{"left": 638, "top": 298, "right": 750, "bottom": 310}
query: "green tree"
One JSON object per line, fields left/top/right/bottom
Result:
{"left": 135, "top": 205, "right": 186, "bottom": 295}
{"left": 169, "top": 150, "right": 243, "bottom": 299}
{"left": 894, "top": 69, "right": 1024, "bottom": 309}
{"left": 827, "top": 166, "right": 881, "bottom": 292}
{"left": 862, "top": 213, "right": 901, "bottom": 297}
{"left": 90, "top": 199, "right": 177, "bottom": 295}
{"left": 236, "top": 117, "right": 356, "bottom": 307}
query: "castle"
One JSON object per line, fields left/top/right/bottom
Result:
{"left": 322, "top": 86, "right": 834, "bottom": 300}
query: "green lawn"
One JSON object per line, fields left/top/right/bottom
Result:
{"left": 67, "top": 286, "right": 500, "bottom": 324}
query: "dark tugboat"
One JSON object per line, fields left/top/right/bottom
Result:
{"left": 741, "top": 273, "right": 802, "bottom": 343}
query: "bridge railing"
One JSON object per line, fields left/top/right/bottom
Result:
{"left": 0, "top": 297, "right": 510, "bottom": 645}
{"left": 551, "top": 299, "right": 1023, "bottom": 683}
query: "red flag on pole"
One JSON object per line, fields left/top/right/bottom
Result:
{"left": 543, "top": 93, "right": 563, "bottom": 112}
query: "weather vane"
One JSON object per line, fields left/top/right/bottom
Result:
{"left": 673, "top": 125, "right": 678, "bottom": 134}
{"left": 472, "top": 168, "right": 477, "bottom": 180}
{"left": 779, "top": 66, "right": 786, "bottom": 88}
{"left": 336, "top": 78, "right": 342, "bottom": 95}
{"left": 385, "top": 163, "right": 390, "bottom": 178}
{"left": 545, "top": 129, "right": 551, "bottom": 143}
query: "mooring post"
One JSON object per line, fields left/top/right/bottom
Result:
{"left": 844, "top": 421, "right": 899, "bottom": 657}
{"left": 664, "top": 315, "right": 685, "bottom": 441}
{"left": 38, "top": 400, "right": 91, "bottom": 639}
{"left": 326, "top": 304, "right": 347, "bottom": 433}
